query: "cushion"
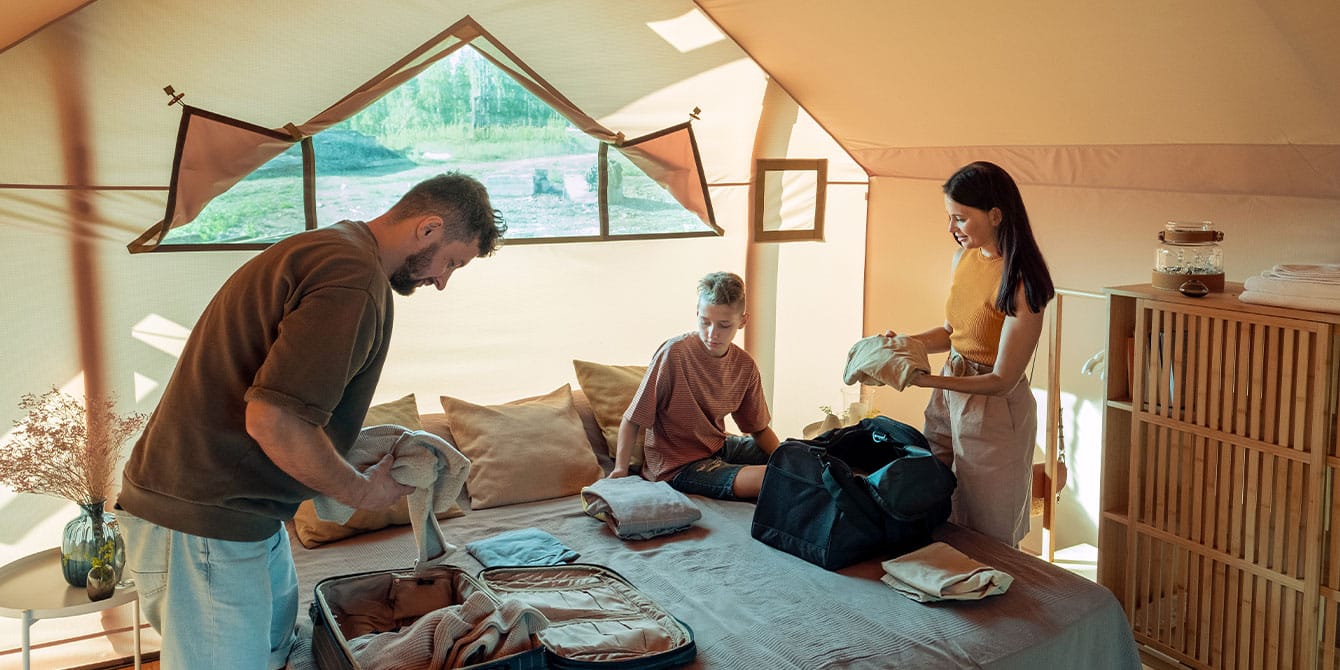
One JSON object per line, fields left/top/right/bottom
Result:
{"left": 292, "top": 394, "right": 463, "bottom": 549}
{"left": 421, "top": 390, "right": 610, "bottom": 476}
{"left": 440, "top": 384, "right": 604, "bottom": 509}
{"left": 361, "top": 393, "right": 424, "bottom": 430}
{"left": 572, "top": 359, "right": 648, "bottom": 467}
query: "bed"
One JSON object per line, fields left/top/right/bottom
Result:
{"left": 280, "top": 378, "right": 1141, "bottom": 669}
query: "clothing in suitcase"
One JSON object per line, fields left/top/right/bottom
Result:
{"left": 311, "top": 563, "right": 695, "bottom": 669}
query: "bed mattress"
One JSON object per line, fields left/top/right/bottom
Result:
{"left": 285, "top": 494, "right": 1140, "bottom": 669}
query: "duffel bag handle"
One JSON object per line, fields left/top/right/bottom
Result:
{"left": 818, "top": 454, "right": 890, "bottom": 531}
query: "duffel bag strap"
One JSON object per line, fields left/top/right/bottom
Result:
{"left": 819, "top": 456, "right": 890, "bottom": 530}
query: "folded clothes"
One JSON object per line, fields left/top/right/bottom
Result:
{"left": 466, "top": 527, "right": 579, "bottom": 567}
{"left": 313, "top": 425, "right": 470, "bottom": 571}
{"left": 880, "top": 541, "right": 1013, "bottom": 603}
{"left": 1244, "top": 274, "right": 1340, "bottom": 300}
{"left": 1238, "top": 289, "right": 1340, "bottom": 315}
{"left": 1264, "top": 263, "right": 1340, "bottom": 284}
{"left": 843, "top": 334, "right": 930, "bottom": 391}
{"left": 581, "top": 476, "right": 702, "bottom": 540}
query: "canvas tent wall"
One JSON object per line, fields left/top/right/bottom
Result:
{"left": 3, "top": 0, "right": 1339, "bottom": 568}
{"left": 695, "top": 0, "right": 1340, "bottom": 550}
{"left": 0, "top": 0, "right": 867, "bottom": 575}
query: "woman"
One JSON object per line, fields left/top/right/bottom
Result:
{"left": 886, "top": 161, "right": 1053, "bottom": 547}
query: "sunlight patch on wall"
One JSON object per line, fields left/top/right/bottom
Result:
{"left": 131, "top": 313, "right": 190, "bottom": 358}
{"left": 134, "top": 372, "right": 159, "bottom": 403}
{"left": 59, "top": 373, "right": 85, "bottom": 397}
{"left": 647, "top": 9, "right": 727, "bottom": 53}
{"left": 1072, "top": 397, "right": 1103, "bottom": 527}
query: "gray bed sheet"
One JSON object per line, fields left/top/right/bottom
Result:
{"left": 286, "top": 494, "right": 1140, "bottom": 669}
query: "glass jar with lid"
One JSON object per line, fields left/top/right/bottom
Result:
{"left": 1152, "top": 221, "right": 1224, "bottom": 293}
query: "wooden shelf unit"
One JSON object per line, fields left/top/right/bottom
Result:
{"left": 1099, "top": 283, "right": 1340, "bottom": 670}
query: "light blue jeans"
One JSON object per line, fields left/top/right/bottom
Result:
{"left": 115, "top": 507, "right": 298, "bottom": 670}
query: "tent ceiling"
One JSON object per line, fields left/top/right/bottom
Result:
{"left": 0, "top": 0, "right": 88, "bottom": 55}
{"left": 696, "top": 0, "right": 1340, "bottom": 199}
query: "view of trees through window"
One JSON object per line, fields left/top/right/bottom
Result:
{"left": 164, "top": 46, "right": 710, "bottom": 245}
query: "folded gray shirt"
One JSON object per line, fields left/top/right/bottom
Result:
{"left": 581, "top": 476, "right": 702, "bottom": 540}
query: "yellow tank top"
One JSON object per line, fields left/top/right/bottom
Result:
{"left": 946, "top": 249, "right": 1006, "bottom": 366}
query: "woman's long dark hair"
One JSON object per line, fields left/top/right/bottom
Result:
{"left": 943, "top": 161, "right": 1054, "bottom": 316}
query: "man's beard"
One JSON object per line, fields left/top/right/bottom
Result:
{"left": 388, "top": 241, "right": 441, "bottom": 296}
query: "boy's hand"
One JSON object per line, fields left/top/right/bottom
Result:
{"left": 607, "top": 467, "right": 630, "bottom": 479}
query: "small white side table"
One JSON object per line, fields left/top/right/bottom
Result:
{"left": 0, "top": 547, "right": 142, "bottom": 670}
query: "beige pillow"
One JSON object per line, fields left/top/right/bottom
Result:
{"left": 292, "top": 394, "right": 463, "bottom": 549}
{"left": 361, "top": 393, "right": 424, "bottom": 430}
{"left": 572, "top": 359, "right": 647, "bottom": 466}
{"left": 441, "top": 384, "right": 603, "bottom": 509}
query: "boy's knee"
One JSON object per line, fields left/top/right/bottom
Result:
{"left": 731, "top": 465, "right": 766, "bottom": 499}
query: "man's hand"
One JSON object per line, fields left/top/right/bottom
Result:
{"left": 352, "top": 453, "right": 416, "bottom": 510}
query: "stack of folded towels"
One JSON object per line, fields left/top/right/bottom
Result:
{"left": 1239, "top": 264, "right": 1340, "bottom": 314}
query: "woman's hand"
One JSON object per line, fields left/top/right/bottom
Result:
{"left": 881, "top": 329, "right": 897, "bottom": 338}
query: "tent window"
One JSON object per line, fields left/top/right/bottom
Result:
{"left": 161, "top": 143, "right": 306, "bottom": 245}
{"left": 133, "top": 34, "right": 719, "bottom": 252}
{"left": 752, "top": 158, "right": 826, "bottom": 242}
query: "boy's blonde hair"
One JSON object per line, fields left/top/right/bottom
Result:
{"left": 697, "top": 271, "right": 747, "bottom": 312}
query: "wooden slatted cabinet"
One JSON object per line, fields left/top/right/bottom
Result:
{"left": 1098, "top": 283, "right": 1340, "bottom": 669}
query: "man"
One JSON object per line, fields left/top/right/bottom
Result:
{"left": 115, "top": 172, "right": 505, "bottom": 669}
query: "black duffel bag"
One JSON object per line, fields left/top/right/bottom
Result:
{"left": 750, "top": 415, "right": 956, "bottom": 570}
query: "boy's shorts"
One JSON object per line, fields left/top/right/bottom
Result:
{"left": 668, "top": 435, "right": 770, "bottom": 500}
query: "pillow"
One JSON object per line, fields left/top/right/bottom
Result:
{"left": 361, "top": 393, "right": 424, "bottom": 430}
{"left": 572, "top": 359, "right": 648, "bottom": 467}
{"left": 292, "top": 394, "right": 463, "bottom": 549}
{"left": 440, "top": 384, "right": 603, "bottom": 509}
{"left": 421, "top": 390, "right": 609, "bottom": 472}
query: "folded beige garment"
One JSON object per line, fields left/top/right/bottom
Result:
{"left": 880, "top": 541, "right": 1013, "bottom": 603}
{"left": 843, "top": 334, "right": 931, "bottom": 391}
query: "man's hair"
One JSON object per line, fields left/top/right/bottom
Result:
{"left": 390, "top": 172, "right": 507, "bottom": 256}
{"left": 697, "top": 271, "right": 747, "bottom": 312}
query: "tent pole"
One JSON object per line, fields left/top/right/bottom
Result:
{"left": 50, "top": 25, "right": 109, "bottom": 415}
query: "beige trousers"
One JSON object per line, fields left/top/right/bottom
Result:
{"left": 923, "top": 352, "right": 1037, "bottom": 547}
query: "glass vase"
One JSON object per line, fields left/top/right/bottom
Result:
{"left": 60, "top": 500, "right": 125, "bottom": 588}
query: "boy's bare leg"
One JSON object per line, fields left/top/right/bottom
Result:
{"left": 732, "top": 465, "right": 768, "bottom": 498}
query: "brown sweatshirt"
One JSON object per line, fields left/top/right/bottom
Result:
{"left": 118, "top": 221, "right": 394, "bottom": 541}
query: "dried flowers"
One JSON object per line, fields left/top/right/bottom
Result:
{"left": 0, "top": 388, "right": 147, "bottom": 505}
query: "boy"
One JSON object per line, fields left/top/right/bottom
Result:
{"left": 608, "top": 271, "right": 780, "bottom": 499}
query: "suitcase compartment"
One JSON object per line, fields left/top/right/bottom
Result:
{"left": 479, "top": 564, "right": 695, "bottom": 669}
{"left": 311, "top": 565, "right": 545, "bottom": 670}
{"left": 311, "top": 564, "right": 694, "bottom": 669}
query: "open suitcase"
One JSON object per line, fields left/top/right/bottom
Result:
{"left": 311, "top": 563, "right": 696, "bottom": 670}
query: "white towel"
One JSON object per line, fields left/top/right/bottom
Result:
{"left": 580, "top": 476, "right": 702, "bottom": 540}
{"left": 1264, "top": 263, "right": 1340, "bottom": 284}
{"left": 313, "top": 425, "right": 471, "bottom": 570}
{"left": 1238, "top": 289, "right": 1340, "bottom": 315}
{"left": 843, "top": 335, "right": 931, "bottom": 391}
{"left": 880, "top": 541, "right": 1013, "bottom": 603}
{"left": 1244, "top": 274, "right": 1340, "bottom": 300}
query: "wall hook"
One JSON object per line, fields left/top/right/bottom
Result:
{"left": 163, "top": 85, "right": 185, "bottom": 107}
